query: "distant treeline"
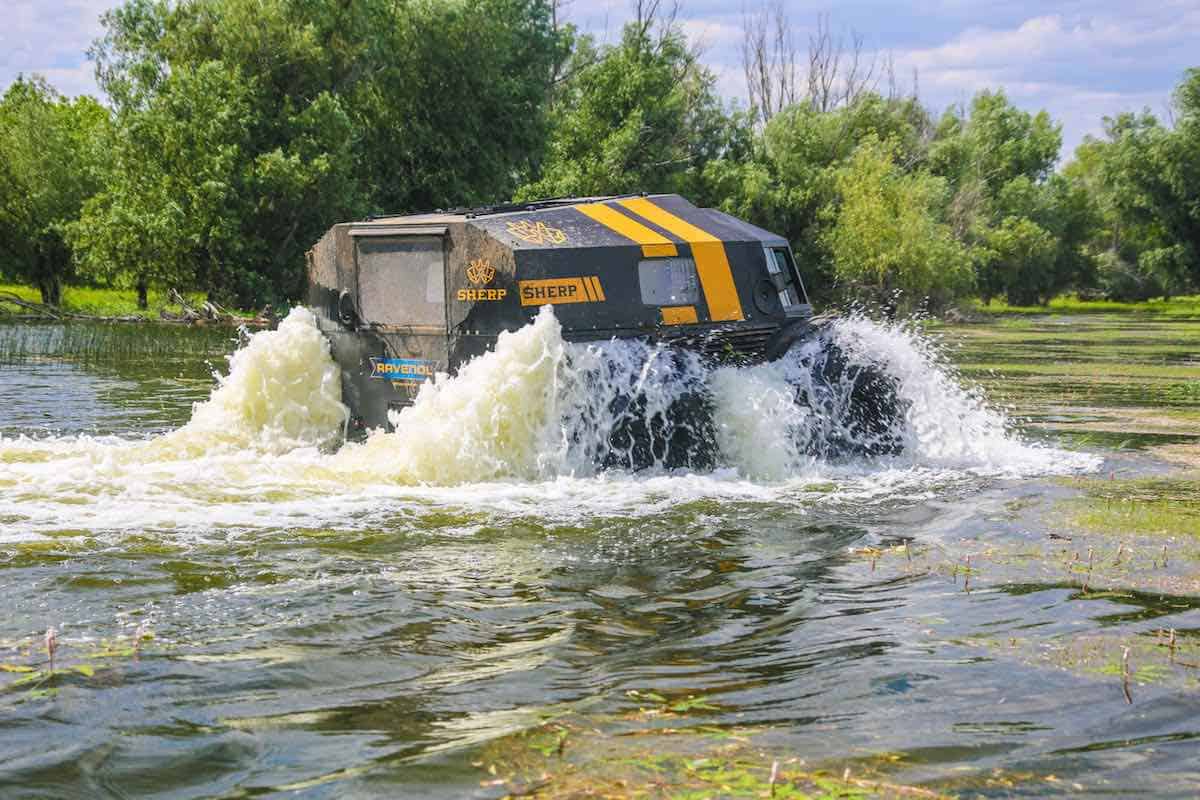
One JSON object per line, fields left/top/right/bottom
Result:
{"left": 1, "top": 0, "right": 1197, "bottom": 312}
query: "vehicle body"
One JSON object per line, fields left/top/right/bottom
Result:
{"left": 306, "top": 193, "right": 817, "bottom": 434}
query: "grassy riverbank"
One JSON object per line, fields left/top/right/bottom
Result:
{"left": 0, "top": 283, "right": 255, "bottom": 320}
{"left": 970, "top": 294, "right": 1200, "bottom": 318}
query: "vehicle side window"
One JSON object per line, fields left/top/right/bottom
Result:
{"left": 765, "top": 246, "right": 810, "bottom": 308}
{"left": 356, "top": 237, "right": 445, "bottom": 327}
{"left": 638, "top": 257, "right": 700, "bottom": 306}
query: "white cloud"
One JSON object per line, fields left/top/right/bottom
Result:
{"left": 876, "top": 9, "right": 1198, "bottom": 154}
{"left": 899, "top": 11, "right": 1199, "bottom": 78}
{"left": 1, "top": 0, "right": 112, "bottom": 98}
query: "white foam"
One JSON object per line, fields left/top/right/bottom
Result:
{"left": 826, "top": 315, "right": 1097, "bottom": 475}
{"left": 179, "top": 306, "right": 347, "bottom": 453}
{"left": 0, "top": 307, "right": 1099, "bottom": 539}
{"left": 335, "top": 306, "right": 568, "bottom": 483}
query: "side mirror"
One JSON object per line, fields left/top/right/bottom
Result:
{"left": 338, "top": 289, "right": 360, "bottom": 328}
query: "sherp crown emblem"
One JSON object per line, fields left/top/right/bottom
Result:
{"left": 466, "top": 258, "right": 496, "bottom": 286}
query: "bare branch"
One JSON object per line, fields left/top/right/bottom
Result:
{"left": 741, "top": 0, "right": 799, "bottom": 125}
{"left": 743, "top": 6, "right": 887, "bottom": 121}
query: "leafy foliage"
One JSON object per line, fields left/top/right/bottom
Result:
{"left": 1063, "top": 104, "right": 1197, "bottom": 301}
{"left": 703, "top": 94, "right": 935, "bottom": 306}
{"left": 71, "top": 61, "right": 260, "bottom": 303}
{"left": 0, "top": 77, "right": 109, "bottom": 304}
{"left": 70, "top": 0, "right": 562, "bottom": 307}
{"left": 825, "top": 137, "right": 973, "bottom": 309}
{"left": 1, "top": 3, "right": 1197, "bottom": 312}
{"left": 517, "top": 21, "right": 734, "bottom": 200}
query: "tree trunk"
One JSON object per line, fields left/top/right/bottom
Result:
{"left": 37, "top": 273, "right": 62, "bottom": 307}
{"left": 137, "top": 279, "right": 149, "bottom": 310}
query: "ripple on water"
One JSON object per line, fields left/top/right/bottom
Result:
{"left": 13, "top": 310, "right": 1190, "bottom": 799}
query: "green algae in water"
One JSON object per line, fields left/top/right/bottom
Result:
{"left": 1057, "top": 474, "right": 1200, "bottom": 538}
{"left": 475, "top": 719, "right": 952, "bottom": 799}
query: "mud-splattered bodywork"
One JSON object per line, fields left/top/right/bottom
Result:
{"left": 306, "top": 194, "right": 813, "bottom": 432}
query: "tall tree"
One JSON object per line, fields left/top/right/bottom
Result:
{"left": 740, "top": 6, "right": 883, "bottom": 126}
{"left": 929, "top": 90, "right": 1060, "bottom": 193}
{"left": 71, "top": 61, "right": 260, "bottom": 306}
{"left": 928, "top": 89, "right": 1069, "bottom": 304}
{"left": 76, "top": 0, "right": 563, "bottom": 306}
{"left": 824, "top": 136, "right": 973, "bottom": 310}
{"left": 703, "top": 91, "right": 932, "bottom": 304}
{"left": 0, "top": 77, "right": 109, "bottom": 305}
{"left": 1064, "top": 109, "right": 1193, "bottom": 300}
{"left": 1158, "top": 68, "right": 1200, "bottom": 283}
{"left": 517, "top": 14, "right": 735, "bottom": 200}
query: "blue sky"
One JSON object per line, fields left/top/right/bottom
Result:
{"left": 3, "top": 0, "right": 1197, "bottom": 157}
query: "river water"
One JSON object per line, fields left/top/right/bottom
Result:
{"left": 0, "top": 310, "right": 1197, "bottom": 798}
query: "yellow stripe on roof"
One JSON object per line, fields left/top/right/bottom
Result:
{"left": 575, "top": 203, "right": 678, "bottom": 257}
{"left": 640, "top": 242, "right": 677, "bottom": 257}
{"left": 618, "top": 197, "right": 744, "bottom": 322}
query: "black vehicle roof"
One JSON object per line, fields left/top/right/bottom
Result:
{"left": 355, "top": 194, "right": 789, "bottom": 249}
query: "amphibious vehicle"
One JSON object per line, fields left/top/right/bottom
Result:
{"left": 306, "top": 193, "right": 898, "bottom": 463}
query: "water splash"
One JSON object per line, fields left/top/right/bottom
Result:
{"left": 179, "top": 306, "right": 347, "bottom": 453}
{"left": 338, "top": 308, "right": 568, "bottom": 483}
{"left": 0, "top": 306, "right": 1098, "bottom": 536}
{"left": 826, "top": 316, "right": 1016, "bottom": 466}
{"left": 334, "top": 305, "right": 1092, "bottom": 481}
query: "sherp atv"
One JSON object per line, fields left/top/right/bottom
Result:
{"left": 306, "top": 194, "right": 900, "bottom": 467}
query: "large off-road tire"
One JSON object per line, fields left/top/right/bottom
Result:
{"left": 602, "top": 348, "right": 717, "bottom": 472}
{"left": 795, "top": 326, "right": 906, "bottom": 458}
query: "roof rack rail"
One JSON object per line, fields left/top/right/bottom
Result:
{"left": 461, "top": 193, "right": 645, "bottom": 218}
{"left": 365, "top": 193, "right": 648, "bottom": 222}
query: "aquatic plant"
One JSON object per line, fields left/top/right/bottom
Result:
{"left": 44, "top": 626, "right": 56, "bottom": 673}
{"left": 0, "top": 320, "right": 234, "bottom": 365}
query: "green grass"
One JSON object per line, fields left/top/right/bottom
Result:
{"left": 935, "top": 310, "right": 1200, "bottom": 413}
{"left": 940, "top": 324, "right": 1200, "bottom": 346}
{"left": 971, "top": 294, "right": 1200, "bottom": 318}
{"left": 0, "top": 283, "right": 251, "bottom": 319}
{"left": 1067, "top": 498, "right": 1200, "bottom": 538}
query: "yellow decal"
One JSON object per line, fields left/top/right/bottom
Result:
{"left": 618, "top": 198, "right": 744, "bottom": 322}
{"left": 506, "top": 220, "right": 568, "bottom": 246}
{"left": 519, "top": 277, "right": 606, "bottom": 306}
{"left": 466, "top": 257, "right": 496, "bottom": 285}
{"left": 661, "top": 305, "right": 698, "bottom": 325}
{"left": 459, "top": 257, "right": 506, "bottom": 301}
{"left": 575, "top": 203, "right": 678, "bottom": 258}
{"left": 457, "top": 288, "right": 508, "bottom": 301}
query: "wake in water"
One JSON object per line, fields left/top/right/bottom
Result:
{"left": 0, "top": 306, "right": 1099, "bottom": 535}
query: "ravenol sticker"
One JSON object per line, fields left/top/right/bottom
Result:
{"left": 370, "top": 357, "right": 434, "bottom": 385}
{"left": 518, "top": 276, "right": 606, "bottom": 306}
